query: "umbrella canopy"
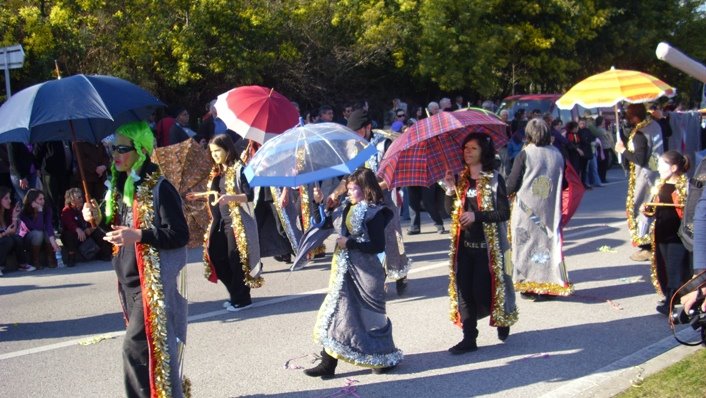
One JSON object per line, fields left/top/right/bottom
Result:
{"left": 153, "top": 139, "right": 214, "bottom": 249}
{"left": 556, "top": 67, "right": 676, "bottom": 110}
{"left": 0, "top": 74, "right": 163, "bottom": 144}
{"left": 214, "top": 85, "right": 299, "bottom": 144}
{"left": 243, "top": 122, "right": 377, "bottom": 187}
{"left": 378, "top": 109, "right": 508, "bottom": 188}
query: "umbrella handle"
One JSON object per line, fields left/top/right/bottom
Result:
{"left": 310, "top": 204, "right": 327, "bottom": 228}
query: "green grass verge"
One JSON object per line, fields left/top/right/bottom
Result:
{"left": 615, "top": 347, "right": 706, "bottom": 398}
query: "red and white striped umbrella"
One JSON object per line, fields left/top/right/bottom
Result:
{"left": 214, "top": 85, "right": 299, "bottom": 144}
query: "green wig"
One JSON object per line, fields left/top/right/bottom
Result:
{"left": 105, "top": 121, "right": 156, "bottom": 224}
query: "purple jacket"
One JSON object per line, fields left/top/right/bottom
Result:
{"left": 20, "top": 208, "right": 54, "bottom": 238}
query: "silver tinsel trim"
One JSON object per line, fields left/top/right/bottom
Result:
{"left": 349, "top": 201, "right": 369, "bottom": 243}
{"left": 386, "top": 258, "right": 412, "bottom": 280}
{"left": 314, "top": 248, "right": 403, "bottom": 368}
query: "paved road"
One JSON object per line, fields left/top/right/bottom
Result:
{"left": 0, "top": 168, "right": 700, "bottom": 397}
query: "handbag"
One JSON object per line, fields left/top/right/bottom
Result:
{"left": 78, "top": 237, "right": 101, "bottom": 260}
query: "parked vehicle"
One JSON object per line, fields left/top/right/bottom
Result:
{"left": 497, "top": 94, "right": 612, "bottom": 124}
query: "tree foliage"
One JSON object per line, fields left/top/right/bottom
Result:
{"left": 1, "top": 0, "right": 705, "bottom": 112}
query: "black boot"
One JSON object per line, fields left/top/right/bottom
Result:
{"left": 304, "top": 350, "right": 337, "bottom": 379}
{"left": 497, "top": 326, "right": 510, "bottom": 341}
{"left": 395, "top": 277, "right": 408, "bottom": 296}
{"left": 449, "top": 327, "right": 478, "bottom": 355}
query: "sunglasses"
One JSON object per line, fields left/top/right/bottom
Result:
{"left": 396, "top": 114, "right": 405, "bottom": 118}
{"left": 111, "top": 145, "right": 136, "bottom": 154}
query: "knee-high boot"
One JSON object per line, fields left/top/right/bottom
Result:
{"left": 31, "top": 245, "right": 44, "bottom": 270}
{"left": 304, "top": 350, "right": 338, "bottom": 379}
{"left": 45, "top": 242, "right": 57, "bottom": 268}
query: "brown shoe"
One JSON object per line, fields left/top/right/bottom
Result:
{"left": 629, "top": 249, "right": 652, "bottom": 262}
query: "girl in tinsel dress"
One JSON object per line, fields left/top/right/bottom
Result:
{"left": 304, "top": 167, "right": 403, "bottom": 379}
{"left": 644, "top": 150, "right": 691, "bottom": 316}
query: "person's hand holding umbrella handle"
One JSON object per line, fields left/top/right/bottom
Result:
{"left": 82, "top": 199, "right": 102, "bottom": 227}
{"left": 614, "top": 139, "right": 626, "bottom": 154}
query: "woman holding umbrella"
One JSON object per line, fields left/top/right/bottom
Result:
{"left": 82, "top": 121, "right": 190, "bottom": 398}
{"left": 304, "top": 167, "right": 402, "bottom": 379}
{"left": 442, "top": 132, "right": 518, "bottom": 354}
{"left": 186, "top": 134, "right": 263, "bottom": 311}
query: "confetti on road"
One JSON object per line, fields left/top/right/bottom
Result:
{"left": 78, "top": 334, "right": 116, "bottom": 346}
{"left": 598, "top": 245, "right": 618, "bottom": 253}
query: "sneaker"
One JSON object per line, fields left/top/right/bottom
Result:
{"left": 448, "top": 339, "right": 478, "bottom": 355}
{"left": 436, "top": 225, "right": 447, "bottom": 234}
{"left": 223, "top": 300, "right": 232, "bottom": 309}
{"left": 629, "top": 249, "right": 652, "bottom": 262}
{"left": 18, "top": 264, "right": 36, "bottom": 272}
{"left": 226, "top": 301, "right": 252, "bottom": 312}
{"left": 407, "top": 228, "right": 420, "bottom": 235}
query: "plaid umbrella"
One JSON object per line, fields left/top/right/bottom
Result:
{"left": 378, "top": 109, "right": 508, "bottom": 188}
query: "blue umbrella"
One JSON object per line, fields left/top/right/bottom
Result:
{"left": 0, "top": 74, "right": 163, "bottom": 144}
{"left": 0, "top": 74, "right": 163, "bottom": 207}
{"left": 243, "top": 122, "right": 377, "bottom": 187}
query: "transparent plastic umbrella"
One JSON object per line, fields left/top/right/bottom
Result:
{"left": 243, "top": 122, "right": 377, "bottom": 187}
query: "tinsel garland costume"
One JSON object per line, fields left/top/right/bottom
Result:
{"left": 649, "top": 174, "right": 688, "bottom": 295}
{"left": 625, "top": 118, "right": 663, "bottom": 246}
{"left": 203, "top": 162, "right": 263, "bottom": 288}
{"left": 269, "top": 186, "right": 302, "bottom": 255}
{"left": 299, "top": 185, "right": 327, "bottom": 258}
{"left": 110, "top": 169, "right": 190, "bottom": 398}
{"left": 511, "top": 145, "right": 573, "bottom": 296}
{"left": 448, "top": 169, "right": 518, "bottom": 327}
{"left": 313, "top": 201, "right": 403, "bottom": 368}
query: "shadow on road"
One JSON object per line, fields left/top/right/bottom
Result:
{"left": 236, "top": 315, "right": 665, "bottom": 398}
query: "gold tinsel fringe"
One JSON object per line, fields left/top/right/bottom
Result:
{"left": 625, "top": 118, "right": 654, "bottom": 246}
{"left": 514, "top": 281, "right": 574, "bottom": 296}
{"left": 136, "top": 171, "right": 173, "bottom": 398}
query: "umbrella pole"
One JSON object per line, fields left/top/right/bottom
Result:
{"left": 614, "top": 105, "right": 622, "bottom": 165}
{"left": 69, "top": 120, "right": 96, "bottom": 227}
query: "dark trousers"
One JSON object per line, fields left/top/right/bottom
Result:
{"left": 597, "top": 149, "right": 613, "bottom": 183}
{"left": 408, "top": 186, "right": 443, "bottom": 229}
{"left": 208, "top": 225, "right": 251, "bottom": 304}
{"left": 456, "top": 244, "right": 491, "bottom": 338}
{"left": 41, "top": 172, "right": 71, "bottom": 229}
{"left": 0, "top": 234, "right": 27, "bottom": 265}
{"left": 579, "top": 158, "right": 590, "bottom": 187}
{"left": 657, "top": 241, "right": 691, "bottom": 296}
{"left": 122, "top": 287, "right": 150, "bottom": 398}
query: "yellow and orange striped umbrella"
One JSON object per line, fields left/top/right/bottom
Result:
{"left": 556, "top": 67, "right": 676, "bottom": 110}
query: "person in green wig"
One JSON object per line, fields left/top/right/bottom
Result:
{"left": 83, "top": 121, "right": 191, "bottom": 398}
